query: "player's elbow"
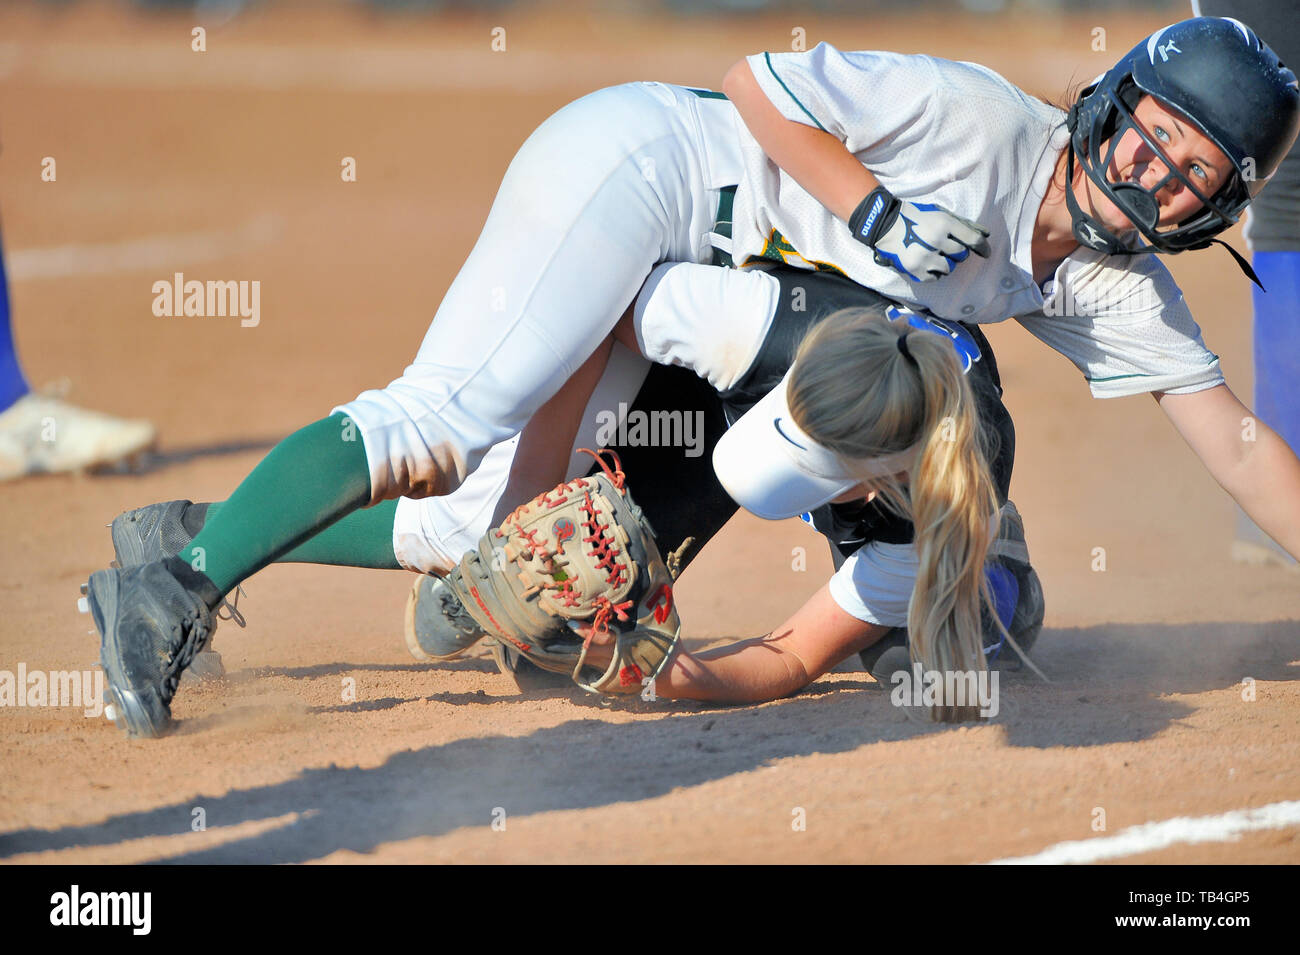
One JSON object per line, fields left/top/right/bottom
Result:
{"left": 734, "top": 652, "right": 815, "bottom": 704}
{"left": 657, "top": 644, "right": 813, "bottom": 704}
{"left": 722, "top": 58, "right": 756, "bottom": 101}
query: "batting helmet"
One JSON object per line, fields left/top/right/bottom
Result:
{"left": 1065, "top": 16, "right": 1300, "bottom": 255}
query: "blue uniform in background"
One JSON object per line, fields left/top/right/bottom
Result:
{"left": 1196, "top": 1, "right": 1300, "bottom": 561}
{"left": 0, "top": 232, "right": 31, "bottom": 414}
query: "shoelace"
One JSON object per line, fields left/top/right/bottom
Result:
{"left": 216, "top": 585, "right": 247, "bottom": 628}
{"left": 160, "top": 606, "right": 215, "bottom": 698}
{"left": 438, "top": 585, "right": 481, "bottom": 633}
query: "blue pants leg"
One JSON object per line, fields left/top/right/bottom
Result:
{"left": 1237, "top": 251, "right": 1300, "bottom": 559}
{"left": 0, "top": 231, "right": 31, "bottom": 414}
{"left": 1252, "top": 251, "right": 1300, "bottom": 454}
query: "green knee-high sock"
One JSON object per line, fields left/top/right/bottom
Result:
{"left": 193, "top": 498, "right": 401, "bottom": 569}
{"left": 176, "top": 413, "right": 373, "bottom": 596}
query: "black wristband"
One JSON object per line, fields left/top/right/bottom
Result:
{"left": 848, "top": 186, "right": 900, "bottom": 248}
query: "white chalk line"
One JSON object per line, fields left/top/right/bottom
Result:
{"left": 7, "top": 213, "right": 281, "bottom": 281}
{"left": 988, "top": 799, "right": 1300, "bottom": 864}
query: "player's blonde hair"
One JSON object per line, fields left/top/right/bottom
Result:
{"left": 788, "top": 307, "right": 1002, "bottom": 722}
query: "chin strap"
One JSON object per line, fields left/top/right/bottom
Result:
{"left": 1203, "top": 238, "right": 1265, "bottom": 290}
{"left": 1062, "top": 101, "right": 1130, "bottom": 255}
{"left": 1063, "top": 147, "right": 1135, "bottom": 255}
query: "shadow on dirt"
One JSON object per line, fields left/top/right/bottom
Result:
{"left": 107, "top": 438, "right": 281, "bottom": 477}
{"left": 990, "top": 618, "right": 1299, "bottom": 746}
{"left": 243, "top": 657, "right": 500, "bottom": 681}
{"left": 0, "top": 690, "right": 917, "bottom": 863}
{"left": 1, "top": 619, "right": 1295, "bottom": 862}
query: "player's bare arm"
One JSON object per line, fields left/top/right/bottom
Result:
{"left": 723, "top": 55, "right": 990, "bottom": 282}
{"left": 1153, "top": 384, "right": 1300, "bottom": 560}
{"left": 722, "top": 57, "right": 877, "bottom": 223}
{"left": 490, "top": 333, "right": 616, "bottom": 526}
{"left": 657, "top": 583, "right": 894, "bottom": 703}
{"left": 580, "top": 582, "right": 891, "bottom": 704}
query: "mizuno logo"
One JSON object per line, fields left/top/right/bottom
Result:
{"left": 860, "top": 196, "right": 885, "bottom": 238}
{"left": 773, "top": 418, "right": 808, "bottom": 450}
{"left": 1078, "top": 222, "right": 1108, "bottom": 249}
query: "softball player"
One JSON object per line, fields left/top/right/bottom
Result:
{"left": 107, "top": 262, "right": 1028, "bottom": 721}
{"left": 398, "top": 259, "right": 1038, "bottom": 708}
{"left": 84, "top": 17, "right": 1300, "bottom": 738}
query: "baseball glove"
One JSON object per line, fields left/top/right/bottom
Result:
{"left": 443, "top": 449, "right": 681, "bottom": 694}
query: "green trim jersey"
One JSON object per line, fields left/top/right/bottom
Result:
{"left": 729, "top": 42, "right": 1225, "bottom": 398}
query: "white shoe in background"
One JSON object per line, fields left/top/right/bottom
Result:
{"left": 0, "top": 387, "right": 156, "bottom": 480}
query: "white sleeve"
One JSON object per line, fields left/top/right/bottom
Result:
{"left": 745, "top": 44, "right": 940, "bottom": 151}
{"left": 827, "top": 541, "right": 918, "bottom": 628}
{"left": 1017, "top": 256, "right": 1224, "bottom": 399}
{"left": 633, "top": 262, "right": 780, "bottom": 392}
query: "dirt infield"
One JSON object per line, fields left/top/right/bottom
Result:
{"left": 0, "top": 1, "right": 1297, "bottom": 865}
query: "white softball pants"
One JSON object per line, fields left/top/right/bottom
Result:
{"left": 334, "top": 82, "right": 744, "bottom": 521}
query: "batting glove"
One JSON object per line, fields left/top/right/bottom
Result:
{"left": 849, "top": 186, "right": 991, "bottom": 282}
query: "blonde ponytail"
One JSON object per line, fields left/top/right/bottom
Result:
{"left": 788, "top": 307, "right": 1002, "bottom": 722}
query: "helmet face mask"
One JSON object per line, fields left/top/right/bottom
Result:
{"left": 1064, "top": 16, "right": 1300, "bottom": 256}
{"left": 1073, "top": 83, "right": 1246, "bottom": 252}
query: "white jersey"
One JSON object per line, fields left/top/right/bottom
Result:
{"left": 728, "top": 42, "right": 1224, "bottom": 399}
{"left": 1017, "top": 249, "right": 1223, "bottom": 398}
{"left": 827, "top": 539, "right": 916, "bottom": 629}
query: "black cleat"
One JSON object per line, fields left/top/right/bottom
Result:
{"left": 403, "top": 573, "right": 488, "bottom": 663}
{"left": 488, "top": 638, "right": 574, "bottom": 692}
{"left": 110, "top": 499, "right": 195, "bottom": 567}
{"left": 109, "top": 500, "right": 241, "bottom": 680}
{"left": 81, "top": 561, "right": 217, "bottom": 738}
